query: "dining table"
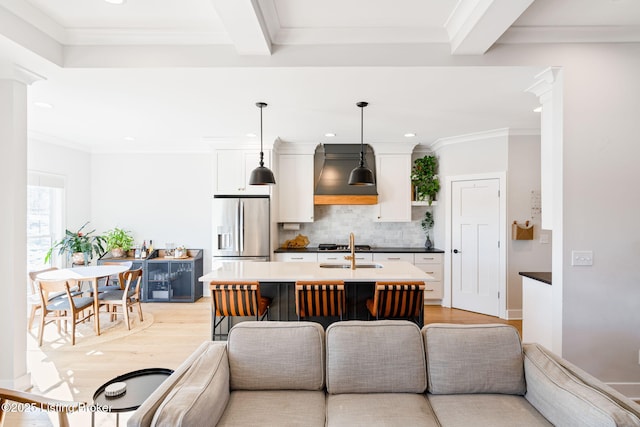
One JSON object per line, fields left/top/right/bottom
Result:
{"left": 37, "top": 264, "right": 129, "bottom": 336}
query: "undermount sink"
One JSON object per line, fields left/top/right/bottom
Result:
{"left": 319, "top": 263, "right": 383, "bottom": 269}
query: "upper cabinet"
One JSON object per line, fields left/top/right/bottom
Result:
{"left": 213, "top": 149, "right": 271, "bottom": 195}
{"left": 373, "top": 142, "right": 417, "bottom": 222}
{"left": 273, "top": 142, "right": 317, "bottom": 223}
{"left": 277, "top": 153, "right": 314, "bottom": 222}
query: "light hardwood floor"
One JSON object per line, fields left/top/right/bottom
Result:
{"left": 9, "top": 299, "right": 520, "bottom": 426}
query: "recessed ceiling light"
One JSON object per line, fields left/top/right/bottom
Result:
{"left": 104, "top": 0, "right": 125, "bottom": 4}
{"left": 123, "top": 136, "right": 135, "bottom": 141}
{"left": 404, "top": 133, "right": 416, "bottom": 138}
{"left": 324, "top": 133, "right": 336, "bottom": 137}
{"left": 533, "top": 106, "right": 542, "bottom": 113}
{"left": 33, "top": 102, "right": 53, "bottom": 109}
{"left": 246, "top": 133, "right": 257, "bottom": 138}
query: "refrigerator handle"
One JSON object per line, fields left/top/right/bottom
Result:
{"left": 234, "top": 200, "right": 240, "bottom": 252}
{"left": 239, "top": 200, "right": 244, "bottom": 253}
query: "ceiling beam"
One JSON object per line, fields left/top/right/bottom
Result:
{"left": 446, "top": 0, "right": 534, "bottom": 55}
{"left": 210, "top": 0, "right": 272, "bottom": 56}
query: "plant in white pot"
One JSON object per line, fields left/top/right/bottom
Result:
{"left": 44, "top": 222, "right": 106, "bottom": 265}
{"left": 104, "top": 227, "right": 134, "bottom": 258}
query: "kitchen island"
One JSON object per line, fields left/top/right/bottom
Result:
{"left": 199, "top": 261, "right": 433, "bottom": 327}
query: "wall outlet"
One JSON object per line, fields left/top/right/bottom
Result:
{"left": 571, "top": 250, "right": 593, "bottom": 266}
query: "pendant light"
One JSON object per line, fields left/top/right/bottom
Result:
{"left": 348, "top": 101, "right": 375, "bottom": 186}
{"left": 249, "top": 102, "right": 276, "bottom": 185}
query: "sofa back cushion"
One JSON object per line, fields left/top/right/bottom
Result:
{"left": 424, "top": 323, "right": 526, "bottom": 395}
{"left": 151, "top": 342, "right": 230, "bottom": 427}
{"left": 524, "top": 343, "right": 640, "bottom": 427}
{"left": 325, "top": 320, "right": 427, "bottom": 394}
{"left": 227, "top": 321, "right": 325, "bottom": 391}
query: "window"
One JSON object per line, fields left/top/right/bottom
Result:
{"left": 27, "top": 172, "right": 65, "bottom": 271}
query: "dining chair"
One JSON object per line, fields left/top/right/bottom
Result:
{"left": 209, "top": 281, "right": 272, "bottom": 340}
{"left": 295, "top": 280, "right": 346, "bottom": 321}
{"left": 0, "top": 387, "right": 83, "bottom": 427}
{"left": 37, "top": 279, "right": 94, "bottom": 346}
{"left": 97, "top": 261, "right": 133, "bottom": 293}
{"left": 27, "top": 267, "right": 59, "bottom": 330}
{"left": 366, "top": 281, "right": 425, "bottom": 326}
{"left": 98, "top": 268, "right": 143, "bottom": 330}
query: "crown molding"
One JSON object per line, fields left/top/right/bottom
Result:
{"left": 273, "top": 26, "right": 448, "bottom": 45}
{"left": 64, "top": 29, "right": 230, "bottom": 46}
{"left": 28, "top": 130, "right": 92, "bottom": 152}
{"left": 431, "top": 128, "right": 509, "bottom": 152}
{"left": 500, "top": 25, "right": 640, "bottom": 44}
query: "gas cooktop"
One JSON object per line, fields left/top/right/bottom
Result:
{"left": 318, "top": 243, "right": 371, "bottom": 251}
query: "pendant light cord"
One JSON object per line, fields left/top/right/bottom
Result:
{"left": 259, "top": 102, "right": 265, "bottom": 167}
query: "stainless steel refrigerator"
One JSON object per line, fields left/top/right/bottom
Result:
{"left": 212, "top": 195, "right": 270, "bottom": 262}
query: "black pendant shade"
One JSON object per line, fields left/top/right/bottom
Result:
{"left": 249, "top": 102, "right": 276, "bottom": 185}
{"left": 348, "top": 101, "right": 375, "bottom": 186}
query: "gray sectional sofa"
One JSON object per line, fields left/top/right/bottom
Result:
{"left": 128, "top": 321, "right": 640, "bottom": 427}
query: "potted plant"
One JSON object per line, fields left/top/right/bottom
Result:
{"left": 104, "top": 227, "right": 134, "bottom": 258}
{"left": 44, "top": 222, "right": 106, "bottom": 265}
{"left": 410, "top": 155, "right": 440, "bottom": 205}
{"left": 421, "top": 210, "right": 434, "bottom": 249}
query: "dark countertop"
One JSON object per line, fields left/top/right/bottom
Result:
{"left": 519, "top": 272, "right": 552, "bottom": 285}
{"left": 274, "top": 247, "right": 445, "bottom": 254}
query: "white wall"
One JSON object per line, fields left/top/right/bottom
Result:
{"left": 27, "top": 139, "right": 92, "bottom": 230}
{"left": 435, "top": 131, "right": 552, "bottom": 318}
{"left": 507, "top": 134, "right": 552, "bottom": 315}
{"left": 90, "top": 152, "right": 213, "bottom": 284}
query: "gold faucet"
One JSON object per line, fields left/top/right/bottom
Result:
{"left": 344, "top": 232, "right": 356, "bottom": 270}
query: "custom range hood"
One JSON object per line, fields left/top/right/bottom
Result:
{"left": 314, "top": 144, "right": 378, "bottom": 205}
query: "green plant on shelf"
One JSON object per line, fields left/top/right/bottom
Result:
{"left": 411, "top": 154, "right": 440, "bottom": 205}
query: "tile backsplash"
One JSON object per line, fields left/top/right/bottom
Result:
{"left": 278, "top": 205, "right": 430, "bottom": 248}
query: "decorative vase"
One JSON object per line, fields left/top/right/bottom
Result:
{"left": 424, "top": 236, "right": 433, "bottom": 249}
{"left": 71, "top": 252, "right": 86, "bottom": 265}
{"left": 111, "top": 248, "right": 126, "bottom": 258}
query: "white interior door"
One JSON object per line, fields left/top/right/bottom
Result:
{"left": 451, "top": 178, "right": 500, "bottom": 316}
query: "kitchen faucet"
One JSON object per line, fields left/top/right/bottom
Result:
{"left": 345, "top": 232, "right": 356, "bottom": 270}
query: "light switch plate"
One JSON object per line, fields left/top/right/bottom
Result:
{"left": 571, "top": 250, "right": 593, "bottom": 266}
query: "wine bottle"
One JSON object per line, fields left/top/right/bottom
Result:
{"left": 148, "top": 239, "right": 154, "bottom": 253}
{"left": 141, "top": 240, "right": 147, "bottom": 258}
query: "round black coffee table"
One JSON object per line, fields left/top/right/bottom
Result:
{"left": 92, "top": 368, "right": 173, "bottom": 427}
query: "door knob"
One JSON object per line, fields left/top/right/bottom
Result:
{"left": 453, "top": 249, "right": 461, "bottom": 254}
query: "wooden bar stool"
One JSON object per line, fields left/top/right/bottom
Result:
{"left": 209, "top": 281, "right": 271, "bottom": 340}
{"left": 295, "top": 280, "right": 346, "bottom": 321}
{"left": 366, "top": 281, "right": 425, "bottom": 326}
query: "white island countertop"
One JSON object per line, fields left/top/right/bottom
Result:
{"left": 199, "top": 261, "right": 433, "bottom": 283}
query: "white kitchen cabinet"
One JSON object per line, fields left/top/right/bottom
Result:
{"left": 372, "top": 252, "right": 414, "bottom": 263}
{"left": 375, "top": 154, "right": 411, "bottom": 222}
{"left": 213, "top": 150, "right": 271, "bottom": 195}
{"left": 277, "top": 154, "right": 314, "bottom": 222}
{"left": 274, "top": 252, "right": 318, "bottom": 262}
{"left": 413, "top": 253, "right": 444, "bottom": 300}
{"left": 318, "top": 252, "right": 373, "bottom": 263}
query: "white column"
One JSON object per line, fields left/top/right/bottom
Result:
{"left": 525, "top": 67, "right": 564, "bottom": 356}
{"left": 0, "top": 63, "right": 43, "bottom": 389}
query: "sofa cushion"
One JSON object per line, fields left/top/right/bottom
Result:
{"left": 227, "top": 321, "right": 325, "bottom": 391}
{"left": 216, "top": 390, "right": 325, "bottom": 427}
{"left": 150, "top": 343, "right": 230, "bottom": 427}
{"left": 423, "top": 323, "right": 526, "bottom": 395}
{"left": 523, "top": 343, "right": 640, "bottom": 427}
{"left": 427, "top": 394, "right": 552, "bottom": 426}
{"left": 325, "top": 320, "right": 426, "bottom": 394}
{"left": 326, "top": 393, "right": 439, "bottom": 427}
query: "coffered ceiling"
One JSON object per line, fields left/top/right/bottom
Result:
{"left": 1, "top": 0, "right": 639, "bottom": 151}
